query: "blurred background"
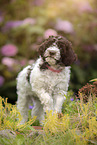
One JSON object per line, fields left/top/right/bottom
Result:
{"left": 0, "top": 0, "right": 97, "bottom": 104}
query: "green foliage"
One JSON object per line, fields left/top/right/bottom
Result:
{"left": 0, "top": 0, "right": 97, "bottom": 101}
{"left": 0, "top": 93, "right": 97, "bottom": 145}
{"left": 0, "top": 96, "right": 36, "bottom": 131}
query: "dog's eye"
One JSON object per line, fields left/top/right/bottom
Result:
{"left": 49, "top": 51, "right": 56, "bottom": 56}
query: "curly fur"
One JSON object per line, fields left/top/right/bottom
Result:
{"left": 17, "top": 36, "right": 77, "bottom": 124}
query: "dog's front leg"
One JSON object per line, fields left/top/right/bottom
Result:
{"left": 54, "top": 91, "right": 66, "bottom": 113}
{"left": 33, "top": 88, "right": 53, "bottom": 112}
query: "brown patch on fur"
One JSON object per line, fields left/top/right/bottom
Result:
{"left": 39, "top": 35, "right": 77, "bottom": 66}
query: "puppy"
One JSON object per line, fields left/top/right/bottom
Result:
{"left": 17, "top": 36, "right": 77, "bottom": 124}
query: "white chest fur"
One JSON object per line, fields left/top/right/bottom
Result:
{"left": 30, "top": 59, "right": 71, "bottom": 97}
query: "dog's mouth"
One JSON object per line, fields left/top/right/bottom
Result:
{"left": 44, "top": 56, "right": 57, "bottom": 66}
{"left": 44, "top": 56, "right": 59, "bottom": 61}
{"left": 44, "top": 56, "right": 62, "bottom": 66}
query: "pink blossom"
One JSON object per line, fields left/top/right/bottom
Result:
{"left": 77, "top": 1, "right": 93, "bottom": 13}
{"left": 33, "top": 0, "right": 45, "bottom": 6}
{"left": 1, "top": 44, "right": 18, "bottom": 56}
{"left": 22, "top": 18, "right": 36, "bottom": 25}
{"left": 44, "top": 29, "right": 57, "bottom": 39}
{"left": 0, "top": 75, "right": 5, "bottom": 87}
{"left": 2, "top": 21, "right": 23, "bottom": 32}
{"left": 55, "top": 19, "right": 74, "bottom": 34}
{"left": 2, "top": 18, "right": 36, "bottom": 32}
{"left": 2, "top": 57, "right": 17, "bottom": 67}
{"left": 20, "top": 59, "right": 27, "bottom": 66}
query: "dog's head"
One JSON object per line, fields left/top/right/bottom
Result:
{"left": 39, "top": 36, "right": 77, "bottom": 66}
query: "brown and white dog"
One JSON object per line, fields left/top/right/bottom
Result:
{"left": 17, "top": 36, "right": 77, "bottom": 124}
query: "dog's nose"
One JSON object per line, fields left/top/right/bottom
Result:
{"left": 49, "top": 51, "right": 56, "bottom": 56}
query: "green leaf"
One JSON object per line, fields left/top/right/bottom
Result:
{"left": 26, "top": 125, "right": 36, "bottom": 131}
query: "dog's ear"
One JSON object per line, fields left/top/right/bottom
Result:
{"left": 39, "top": 36, "right": 55, "bottom": 59}
{"left": 58, "top": 37, "right": 77, "bottom": 66}
{"left": 39, "top": 42, "right": 46, "bottom": 59}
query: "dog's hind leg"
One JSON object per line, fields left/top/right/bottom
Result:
{"left": 17, "top": 93, "right": 30, "bottom": 124}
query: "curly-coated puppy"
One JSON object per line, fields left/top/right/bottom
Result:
{"left": 17, "top": 36, "right": 77, "bottom": 124}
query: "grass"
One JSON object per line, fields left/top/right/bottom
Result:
{"left": 0, "top": 92, "right": 97, "bottom": 145}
